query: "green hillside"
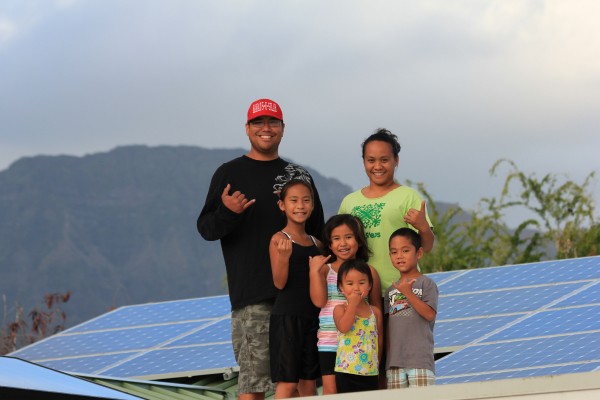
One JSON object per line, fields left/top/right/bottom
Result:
{"left": 0, "top": 145, "right": 352, "bottom": 325}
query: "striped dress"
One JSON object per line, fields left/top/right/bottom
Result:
{"left": 317, "top": 264, "right": 346, "bottom": 352}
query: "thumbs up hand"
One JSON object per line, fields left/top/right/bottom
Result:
{"left": 404, "top": 200, "right": 428, "bottom": 232}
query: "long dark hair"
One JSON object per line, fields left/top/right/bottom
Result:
{"left": 322, "top": 214, "right": 371, "bottom": 262}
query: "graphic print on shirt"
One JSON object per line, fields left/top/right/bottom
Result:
{"left": 388, "top": 287, "right": 423, "bottom": 317}
{"left": 349, "top": 203, "right": 385, "bottom": 238}
{"left": 273, "top": 163, "right": 313, "bottom": 194}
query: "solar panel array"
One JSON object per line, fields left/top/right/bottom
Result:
{"left": 0, "top": 356, "right": 141, "bottom": 399}
{"left": 430, "top": 256, "right": 600, "bottom": 384}
{"left": 10, "top": 296, "right": 235, "bottom": 379}
{"left": 10, "top": 256, "right": 600, "bottom": 385}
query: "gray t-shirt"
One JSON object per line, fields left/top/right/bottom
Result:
{"left": 385, "top": 275, "right": 439, "bottom": 372}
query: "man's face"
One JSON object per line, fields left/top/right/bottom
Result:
{"left": 245, "top": 116, "right": 285, "bottom": 159}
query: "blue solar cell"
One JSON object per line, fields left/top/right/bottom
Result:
{"left": 168, "top": 318, "right": 231, "bottom": 347}
{"left": 554, "top": 281, "right": 600, "bottom": 307}
{"left": 12, "top": 322, "right": 209, "bottom": 359}
{"left": 438, "top": 257, "right": 600, "bottom": 295}
{"left": 486, "top": 305, "right": 600, "bottom": 342}
{"left": 436, "top": 331, "right": 600, "bottom": 377}
{"left": 437, "top": 362, "right": 600, "bottom": 384}
{"left": 101, "top": 343, "right": 236, "bottom": 378}
{"left": 427, "top": 270, "right": 465, "bottom": 285}
{"left": 438, "top": 282, "right": 586, "bottom": 319}
{"left": 435, "top": 315, "right": 521, "bottom": 349}
{"left": 38, "top": 353, "right": 138, "bottom": 375}
{"left": 68, "top": 296, "right": 231, "bottom": 333}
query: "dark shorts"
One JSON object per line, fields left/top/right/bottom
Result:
{"left": 270, "top": 314, "right": 320, "bottom": 383}
{"left": 318, "top": 351, "right": 337, "bottom": 376}
{"left": 335, "top": 372, "right": 379, "bottom": 393}
{"left": 231, "top": 302, "right": 276, "bottom": 394}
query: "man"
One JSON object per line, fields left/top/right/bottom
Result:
{"left": 197, "top": 99, "right": 324, "bottom": 399}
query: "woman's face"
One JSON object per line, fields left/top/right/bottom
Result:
{"left": 363, "top": 140, "right": 398, "bottom": 187}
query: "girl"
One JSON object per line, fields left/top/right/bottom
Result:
{"left": 333, "top": 259, "right": 383, "bottom": 393}
{"left": 269, "top": 179, "right": 322, "bottom": 398}
{"left": 309, "top": 214, "right": 381, "bottom": 394}
{"left": 338, "top": 128, "right": 435, "bottom": 297}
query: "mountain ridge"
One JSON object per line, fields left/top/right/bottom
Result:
{"left": 0, "top": 145, "right": 355, "bottom": 325}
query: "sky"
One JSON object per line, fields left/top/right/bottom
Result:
{"left": 1, "top": 0, "right": 599, "bottom": 223}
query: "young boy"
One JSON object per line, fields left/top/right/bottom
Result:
{"left": 385, "top": 228, "right": 439, "bottom": 388}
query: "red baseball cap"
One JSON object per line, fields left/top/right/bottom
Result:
{"left": 247, "top": 99, "right": 283, "bottom": 122}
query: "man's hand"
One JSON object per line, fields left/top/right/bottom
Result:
{"left": 221, "top": 184, "right": 255, "bottom": 214}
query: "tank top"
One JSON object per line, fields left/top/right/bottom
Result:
{"left": 317, "top": 264, "right": 346, "bottom": 352}
{"left": 334, "top": 306, "right": 379, "bottom": 376}
{"left": 271, "top": 231, "right": 321, "bottom": 318}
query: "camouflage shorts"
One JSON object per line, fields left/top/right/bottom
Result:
{"left": 231, "top": 302, "right": 276, "bottom": 395}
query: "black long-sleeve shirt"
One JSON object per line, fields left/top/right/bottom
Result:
{"left": 197, "top": 156, "right": 324, "bottom": 310}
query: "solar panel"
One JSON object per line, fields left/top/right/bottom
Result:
{"left": 101, "top": 344, "right": 236, "bottom": 379}
{"left": 434, "top": 256, "right": 600, "bottom": 384}
{"left": 435, "top": 315, "right": 520, "bottom": 350}
{"left": 0, "top": 356, "right": 141, "bottom": 399}
{"left": 9, "top": 256, "right": 600, "bottom": 386}
{"left": 437, "top": 331, "right": 600, "bottom": 376}
{"left": 486, "top": 304, "right": 600, "bottom": 341}
{"left": 437, "top": 282, "right": 586, "bottom": 319}
{"left": 437, "top": 362, "right": 600, "bottom": 384}
{"left": 9, "top": 295, "right": 235, "bottom": 379}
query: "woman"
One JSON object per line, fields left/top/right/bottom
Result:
{"left": 338, "top": 128, "right": 435, "bottom": 297}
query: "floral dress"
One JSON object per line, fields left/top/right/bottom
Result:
{"left": 334, "top": 306, "right": 379, "bottom": 376}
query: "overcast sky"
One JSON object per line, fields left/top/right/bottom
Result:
{"left": 1, "top": 0, "right": 599, "bottom": 221}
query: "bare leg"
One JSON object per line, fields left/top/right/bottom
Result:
{"left": 321, "top": 374, "right": 337, "bottom": 395}
{"left": 239, "top": 393, "right": 265, "bottom": 400}
{"left": 297, "top": 379, "right": 317, "bottom": 397}
{"left": 274, "top": 382, "right": 297, "bottom": 399}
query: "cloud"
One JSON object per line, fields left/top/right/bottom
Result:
{"left": 0, "top": 0, "right": 598, "bottom": 215}
{"left": 0, "top": 17, "right": 17, "bottom": 43}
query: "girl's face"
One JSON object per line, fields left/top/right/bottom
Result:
{"left": 339, "top": 268, "right": 372, "bottom": 299}
{"left": 330, "top": 224, "right": 359, "bottom": 262}
{"left": 363, "top": 140, "right": 398, "bottom": 187}
{"left": 278, "top": 183, "right": 313, "bottom": 223}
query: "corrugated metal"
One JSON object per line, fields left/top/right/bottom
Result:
{"left": 85, "top": 373, "right": 238, "bottom": 400}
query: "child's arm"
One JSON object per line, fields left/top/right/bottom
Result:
{"left": 373, "top": 306, "right": 384, "bottom": 363}
{"left": 403, "top": 200, "right": 435, "bottom": 252}
{"left": 368, "top": 265, "right": 382, "bottom": 313}
{"left": 394, "top": 278, "right": 436, "bottom": 321}
{"left": 309, "top": 255, "right": 331, "bottom": 308}
{"left": 333, "top": 292, "right": 361, "bottom": 333}
{"left": 269, "top": 232, "right": 293, "bottom": 290}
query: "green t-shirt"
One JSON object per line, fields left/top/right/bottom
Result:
{"left": 339, "top": 186, "right": 432, "bottom": 296}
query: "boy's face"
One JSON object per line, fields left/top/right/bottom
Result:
{"left": 389, "top": 235, "right": 423, "bottom": 275}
